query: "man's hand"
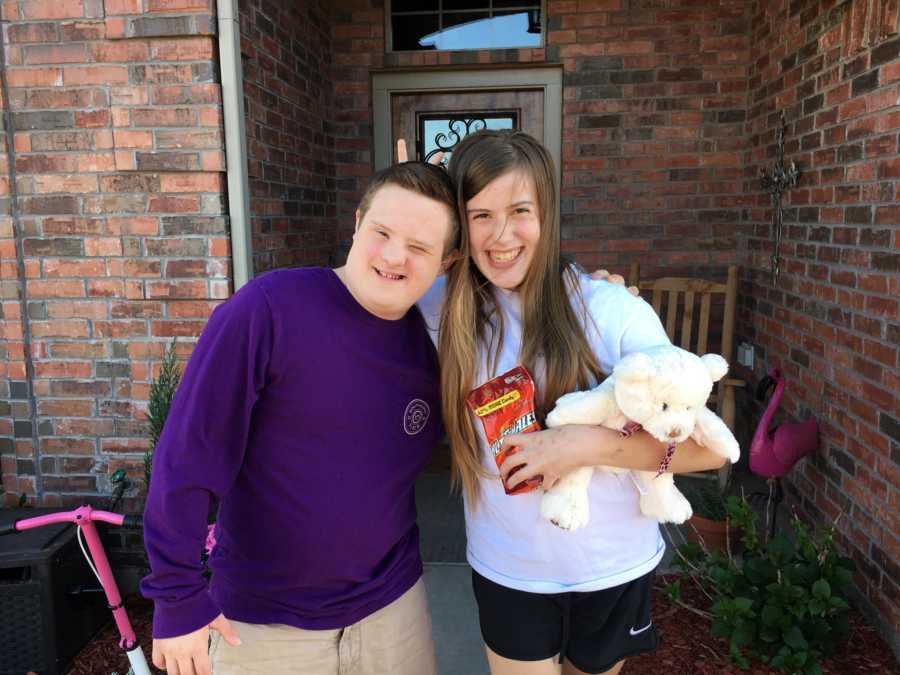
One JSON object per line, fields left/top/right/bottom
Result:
{"left": 396, "top": 139, "right": 443, "bottom": 165}
{"left": 152, "top": 613, "right": 241, "bottom": 675}
{"left": 590, "top": 269, "right": 639, "bottom": 296}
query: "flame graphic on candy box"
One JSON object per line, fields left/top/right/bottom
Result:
{"left": 467, "top": 365, "right": 543, "bottom": 495}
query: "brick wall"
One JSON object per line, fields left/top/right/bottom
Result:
{"left": 0, "top": 40, "right": 25, "bottom": 504}
{"left": 551, "top": 0, "right": 751, "bottom": 276}
{"left": 0, "top": 0, "right": 228, "bottom": 508}
{"left": 330, "top": 0, "right": 751, "bottom": 275}
{"left": 239, "top": 0, "right": 337, "bottom": 273}
{"left": 736, "top": 0, "right": 899, "bottom": 641}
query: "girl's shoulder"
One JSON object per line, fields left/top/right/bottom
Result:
{"left": 570, "top": 270, "right": 668, "bottom": 357}
{"left": 416, "top": 275, "right": 447, "bottom": 341}
{"left": 572, "top": 271, "right": 647, "bottom": 322}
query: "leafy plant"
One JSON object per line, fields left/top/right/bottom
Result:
{"left": 144, "top": 340, "right": 181, "bottom": 491}
{"left": 682, "top": 480, "right": 728, "bottom": 520}
{"left": 666, "top": 495, "right": 855, "bottom": 674}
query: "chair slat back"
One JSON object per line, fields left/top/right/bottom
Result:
{"left": 626, "top": 263, "right": 741, "bottom": 486}
{"left": 627, "top": 264, "right": 738, "bottom": 366}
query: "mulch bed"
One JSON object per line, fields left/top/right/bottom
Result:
{"left": 70, "top": 577, "right": 898, "bottom": 674}
{"left": 624, "top": 576, "right": 898, "bottom": 675}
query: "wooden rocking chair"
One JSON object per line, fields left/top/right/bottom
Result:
{"left": 627, "top": 263, "right": 743, "bottom": 487}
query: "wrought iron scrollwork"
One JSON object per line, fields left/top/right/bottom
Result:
{"left": 759, "top": 110, "right": 800, "bottom": 285}
{"left": 423, "top": 116, "right": 489, "bottom": 165}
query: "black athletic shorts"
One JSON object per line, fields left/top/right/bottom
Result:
{"left": 472, "top": 568, "right": 658, "bottom": 674}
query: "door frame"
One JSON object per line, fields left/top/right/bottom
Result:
{"left": 371, "top": 66, "right": 563, "bottom": 181}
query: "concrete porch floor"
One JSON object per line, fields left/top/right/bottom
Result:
{"left": 416, "top": 467, "right": 780, "bottom": 674}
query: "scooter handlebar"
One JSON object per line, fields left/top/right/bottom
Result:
{"left": 0, "top": 507, "right": 141, "bottom": 534}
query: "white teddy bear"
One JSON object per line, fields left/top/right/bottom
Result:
{"left": 541, "top": 344, "right": 740, "bottom": 530}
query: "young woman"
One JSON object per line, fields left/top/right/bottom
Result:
{"left": 420, "top": 130, "right": 727, "bottom": 675}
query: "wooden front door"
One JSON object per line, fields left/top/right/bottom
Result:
{"left": 391, "top": 89, "right": 545, "bottom": 165}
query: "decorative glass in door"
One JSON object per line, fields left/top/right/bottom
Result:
{"left": 418, "top": 112, "right": 517, "bottom": 165}
{"left": 391, "top": 90, "right": 544, "bottom": 167}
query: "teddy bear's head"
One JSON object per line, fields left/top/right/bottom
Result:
{"left": 613, "top": 345, "right": 728, "bottom": 444}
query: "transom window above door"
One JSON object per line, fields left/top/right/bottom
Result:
{"left": 389, "top": 1, "right": 543, "bottom": 52}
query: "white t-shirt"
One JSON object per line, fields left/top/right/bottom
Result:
{"left": 417, "top": 272, "right": 670, "bottom": 593}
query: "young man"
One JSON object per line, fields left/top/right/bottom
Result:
{"left": 141, "top": 161, "right": 459, "bottom": 675}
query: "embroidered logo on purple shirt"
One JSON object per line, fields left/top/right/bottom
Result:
{"left": 404, "top": 399, "right": 430, "bottom": 435}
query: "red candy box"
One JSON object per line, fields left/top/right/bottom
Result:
{"left": 466, "top": 365, "right": 543, "bottom": 495}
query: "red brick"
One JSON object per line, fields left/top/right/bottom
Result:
{"left": 30, "top": 320, "right": 91, "bottom": 338}
{"left": 61, "top": 20, "right": 107, "bottom": 41}
{"left": 24, "top": 44, "right": 87, "bottom": 65}
{"left": 6, "top": 67, "right": 63, "bottom": 87}
{"left": 40, "top": 439, "right": 95, "bottom": 455}
{"left": 27, "top": 280, "right": 86, "bottom": 298}
{"left": 43, "top": 259, "right": 105, "bottom": 277}
{"left": 132, "top": 107, "right": 196, "bottom": 127}
{"left": 6, "top": 22, "right": 59, "bottom": 43}
{"left": 167, "top": 300, "right": 219, "bottom": 318}
{"left": 874, "top": 205, "right": 900, "bottom": 224}
{"left": 90, "top": 41, "right": 150, "bottom": 62}
{"left": 74, "top": 110, "right": 111, "bottom": 128}
{"left": 145, "top": 280, "right": 207, "bottom": 298}
{"left": 63, "top": 66, "right": 129, "bottom": 85}
{"left": 147, "top": 0, "right": 211, "bottom": 9}
{"left": 46, "top": 300, "right": 108, "bottom": 320}
{"left": 93, "top": 321, "right": 148, "bottom": 338}
{"left": 33, "top": 174, "right": 98, "bottom": 194}
{"left": 577, "top": 0, "right": 621, "bottom": 9}
{"left": 87, "top": 279, "right": 124, "bottom": 297}
{"left": 149, "top": 195, "right": 200, "bottom": 213}
{"left": 84, "top": 238, "right": 123, "bottom": 256}
{"left": 104, "top": 0, "right": 142, "bottom": 12}
{"left": 882, "top": 60, "right": 900, "bottom": 85}
{"left": 877, "top": 157, "right": 900, "bottom": 179}
{"left": 37, "top": 400, "right": 95, "bottom": 417}
{"left": 114, "top": 130, "right": 153, "bottom": 149}
{"left": 111, "top": 85, "right": 149, "bottom": 105}
{"left": 108, "top": 216, "right": 159, "bottom": 235}
{"left": 150, "top": 37, "right": 215, "bottom": 61}
{"left": 159, "top": 172, "right": 222, "bottom": 193}
{"left": 838, "top": 97, "right": 867, "bottom": 121}
{"left": 22, "top": 0, "right": 85, "bottom": 19}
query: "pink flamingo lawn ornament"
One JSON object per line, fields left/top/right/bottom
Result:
{"left": 750, "top": 368, "right": 819, "bottom": 477}
{"left": 750, "top": 367, "right": 819, "bottom": 539}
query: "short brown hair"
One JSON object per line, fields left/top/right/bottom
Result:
{"left": 357, "top": 162, "right": 460, "bottom": 254}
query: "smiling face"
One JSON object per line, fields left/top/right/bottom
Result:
{"left": 465, "top": 170, "right": 541, "bottom": 291}
{"left": 342, "top": 183, "right": 453, "bottom": 320}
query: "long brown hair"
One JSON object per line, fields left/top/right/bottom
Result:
{"left": 440, "top": 130, "right": 603, "bottom": 504}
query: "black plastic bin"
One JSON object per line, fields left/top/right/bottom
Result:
{"left": 0, "top": 508, "right": 110, "bottom": 675}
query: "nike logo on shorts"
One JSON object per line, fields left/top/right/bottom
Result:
{"left": 629, "top": 622, "right": 652, "bottom": 636}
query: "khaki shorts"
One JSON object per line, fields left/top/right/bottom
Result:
{"left": 209, "top": 578, "right": 437, "bottom": 675}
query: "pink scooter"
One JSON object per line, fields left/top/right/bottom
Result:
{"left": 749, "top": 367, "right": 818, "bottom": 539}
{"left": 1, "top": 505, "right": 150, "bottom": 675}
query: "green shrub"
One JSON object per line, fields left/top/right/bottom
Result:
{"left": 144, "top": 340, "right": 181, "bottom": 491}
{"left": 682, "top": 480, "right": 728, "bottom": 520}
{"left": 666, "top": 495, "right": 855, "bottom": 674}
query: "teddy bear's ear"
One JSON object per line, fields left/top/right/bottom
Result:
{"left": 615, "top": 352, "right": 655, "bottom": 383}
{"left": 700, "top": 354, "right": 729, "bottom": 382}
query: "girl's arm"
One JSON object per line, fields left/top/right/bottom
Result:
{"left": 498, "top": 425, "right": 727, "bottom": 491}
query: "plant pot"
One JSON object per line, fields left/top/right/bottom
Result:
{"left": 685, "top": 514, "right": 733, "bottom": 555}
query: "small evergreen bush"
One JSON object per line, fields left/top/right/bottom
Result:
{"left": 144, "top": 341, "right": 181, "bottom": 491}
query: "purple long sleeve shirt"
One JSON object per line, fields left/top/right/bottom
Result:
{"left": 140, "top": 268, "right": 442, "bottom": 638}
